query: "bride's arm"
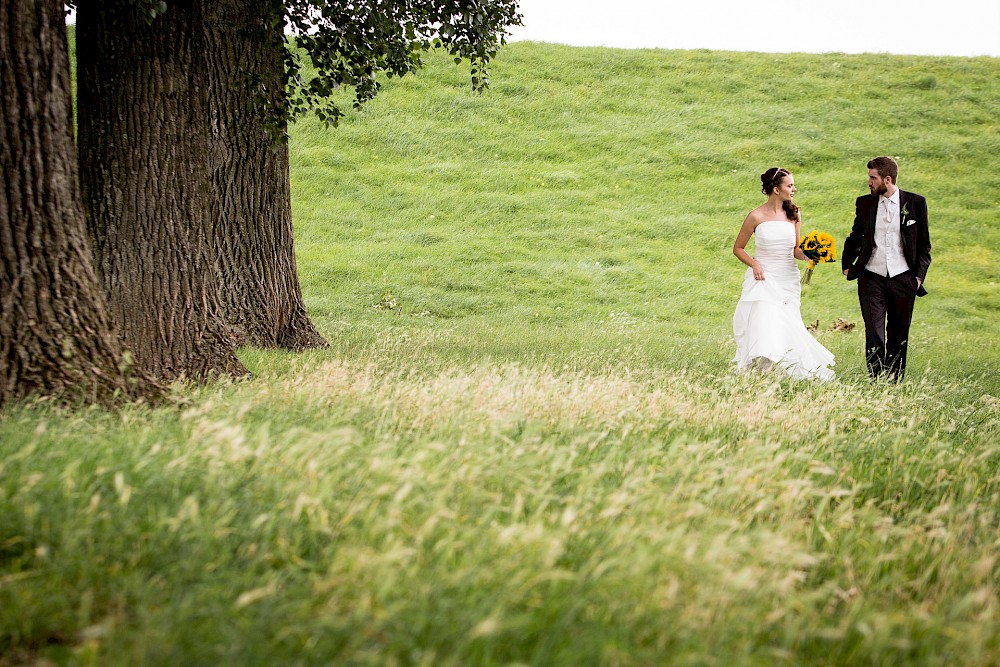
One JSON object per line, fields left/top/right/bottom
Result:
{"left": 733, "top": 214, "right": 764, "bottom": 280}
{"left": 792, "top": 218, "right": 809, "bottom": 261}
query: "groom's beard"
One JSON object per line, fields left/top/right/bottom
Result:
{"left": 870, "top": 183, "right": 888, "bottom": 196}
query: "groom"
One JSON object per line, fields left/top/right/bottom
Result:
{"left": 842, "top": 157, "right": 932, "bottom": 381}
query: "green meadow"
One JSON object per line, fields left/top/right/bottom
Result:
{"left": 3, "top": 41, "right": 999, "bottom": 665}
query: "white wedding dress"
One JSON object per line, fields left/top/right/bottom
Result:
{"left": 733, "top": 221, "right": 835, "bottom": 380}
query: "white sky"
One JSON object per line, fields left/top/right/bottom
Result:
{"left": 507, "top": 0, "right": 1000, "bottom": 57}
{"left": 66, "top": 2, "right": 1000, "bottom": 57}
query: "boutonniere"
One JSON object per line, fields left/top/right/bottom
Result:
{"left": 901, "top": 204, "right": 910, "bottom": 218}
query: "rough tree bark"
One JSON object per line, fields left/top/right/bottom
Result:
{"left": 205, "top": 0, "right": 327, "bottom": 350}
{"left": 1, "top": 0, "right": 162, "bottom": 407}
{"left": 76, "top": 0, "right": 247, "bottom": 381}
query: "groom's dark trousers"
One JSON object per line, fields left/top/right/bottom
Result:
{"left": 843, "top": 191, "right": 931, "bottom": 381}
{"left": 857, "top": 269, "right": 918, "bottom": 379}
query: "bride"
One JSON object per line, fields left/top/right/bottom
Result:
{"left": 731, "top": 167, "right": 835, "bottom": 380}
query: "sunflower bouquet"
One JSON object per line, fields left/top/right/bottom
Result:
{"left": 798, "top": 230, "right": 837, "bottom": 284}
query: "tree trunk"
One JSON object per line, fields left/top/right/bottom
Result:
{"left": 205, "top": 0, "right": 327, "bottom": 351}
{"left": 1, "top": 0, "right": 162, "bottom": 407}
{"left": 76, "top": 0, "right": 247, "bottom": 381}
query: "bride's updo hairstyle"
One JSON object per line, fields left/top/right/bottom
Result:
{"left": 760, "top": 167, "right": 799, "bottom": 222}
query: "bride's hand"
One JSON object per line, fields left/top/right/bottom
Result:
{"left": 752, "top": 263, "right": 765, "bottom": 281}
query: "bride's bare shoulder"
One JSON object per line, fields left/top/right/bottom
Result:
{"left": 743, "top": 207, "right": 767, "bottom": 228}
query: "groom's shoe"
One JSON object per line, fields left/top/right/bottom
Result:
{"left": 886, "top": 351, "right": 907, "bottom": 383}
{"left": 865, "top": 346, "right": 885, "bottom": 380}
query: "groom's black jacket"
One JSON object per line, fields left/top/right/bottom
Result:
{"left": 842, "top": 190, "right": 932, "bottom": 296}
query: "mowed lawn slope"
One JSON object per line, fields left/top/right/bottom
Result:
{"left": 1, "top": 43, "right": 999, "bottom": 666}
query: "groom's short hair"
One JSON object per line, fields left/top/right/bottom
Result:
{"left": 867, "top": 156, "right": 898, "bottom": 183}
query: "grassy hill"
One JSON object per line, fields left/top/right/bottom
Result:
{"left": 291, "top": 43, "right": 999, "bottom": 381}
{"left": 2, "top": 41, "right": 999, "bottom": 665}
